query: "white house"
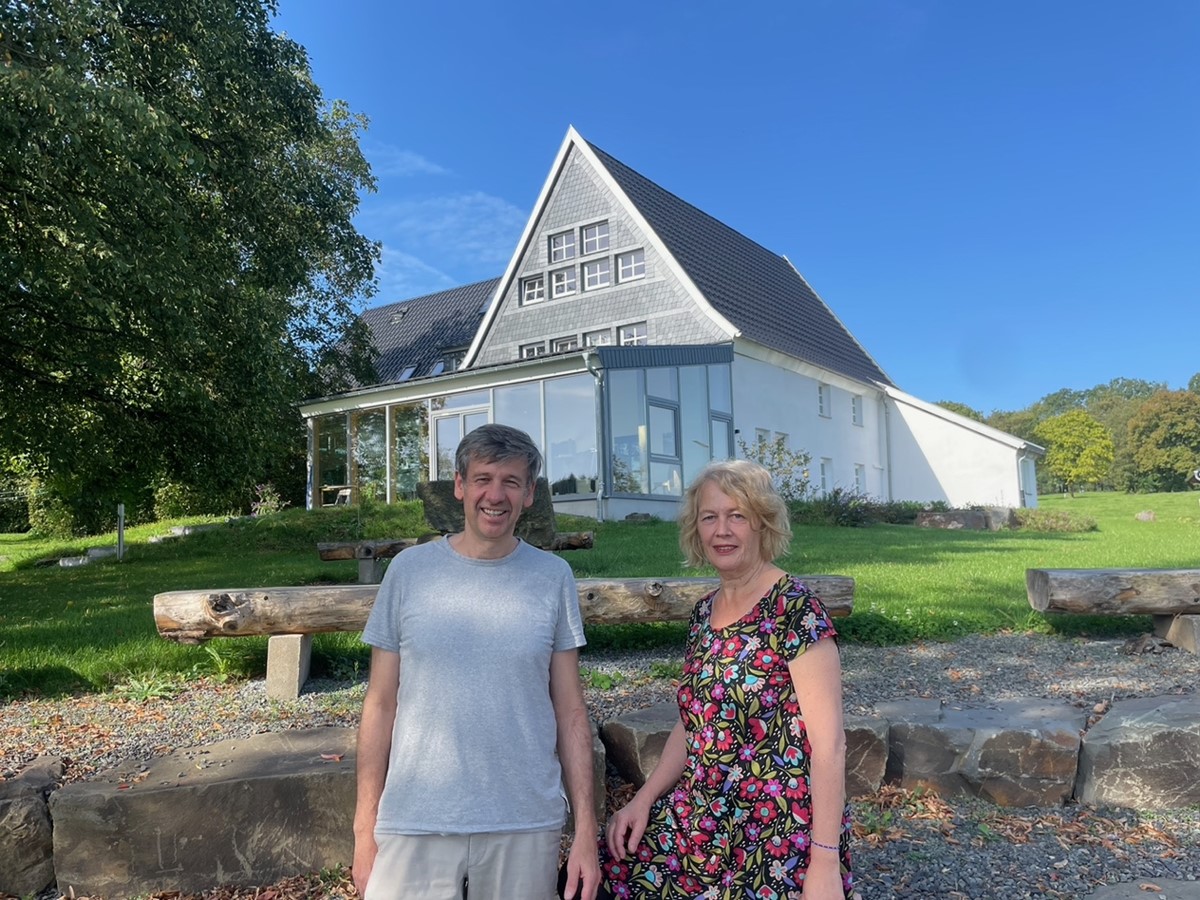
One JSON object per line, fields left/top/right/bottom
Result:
{"left": 299, "top": 127, "right": 1041, "bottom": 517}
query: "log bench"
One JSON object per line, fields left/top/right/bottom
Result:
{"left": 154, "top": 574, "right": 855, "bottom": 699}
{"left": 1026, "top": 567, "right": 1200, "bottom": 653}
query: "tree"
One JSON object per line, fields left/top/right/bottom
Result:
{"left": 1127, "top": 390, "right": 1200, "bottom": 492}
{"left": 1084, "top": 378, "right": 1164, "bottom": 490}
{"left": 1188, "top": 372, "right": 1200, "bottom": 395}
{"left": 935, "top": 401, "right": 984, "bottom": 422}
{"left": 1, "top": 0, "right": 379, "bottom": 533}
{"left": 1033, "top": 411, "right": 1114, "bottom": 496}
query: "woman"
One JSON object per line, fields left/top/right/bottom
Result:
{"left": 600, "top": 460, "right": 853, "bottom": 899}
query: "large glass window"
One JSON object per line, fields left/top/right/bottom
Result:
{"left": 544, "top": 374, "right": 597, "bottom": 495}
{"left": 494, "top": 382, "right": 543, "bottom": 449}
{"left": 609, "top": 368, "right": 648, "bottom": 494}
{"left": 708, "top": 364, "right": 731, "bottom": 414}
{"left": 315, "top": 414, "right": 348, "bottom": 505}
{"left": 351, "top": 409, "right": 387, "bottom": 502}
{"left": 390, "top": 404, "right": 427, "bottom": 500}
{"left": 680, "top": 366, "right": 711, "bottom": 483}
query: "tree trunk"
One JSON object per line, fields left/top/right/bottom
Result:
{"left": 154, "top": 575, "right": 854, "bottom": 642}
{"left": 1026, "top": 568, "right": 1200, "bottom": 615}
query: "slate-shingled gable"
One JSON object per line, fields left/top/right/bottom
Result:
{"left": 356, "top": 278, "right": 496, "bottom": 387}
{"left": 587, "top": 141, "right": 893, "bottom": 388}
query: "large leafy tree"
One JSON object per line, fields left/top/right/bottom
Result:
{"left": 1, "top": 0, "right": 378, "bottom": 532}
{"left": 1033, "top": 411, "right": 1114, "bottom": 496}
{"left": 1127, "top": 390, "right": 1200, "bottom": 492}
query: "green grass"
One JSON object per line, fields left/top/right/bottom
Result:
{"left": 1, "top": 491, "right": 1197, "bottom": 699}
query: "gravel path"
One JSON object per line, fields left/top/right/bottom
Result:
{"left": 5, "top": 632, "right": 1199, "bottom": 899}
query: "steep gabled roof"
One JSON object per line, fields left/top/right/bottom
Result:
{"left": 586, "top": 141, "right": 893, "bottom": 387}
{"left": 357, "top": 278, "right": 496, "bottom": 387}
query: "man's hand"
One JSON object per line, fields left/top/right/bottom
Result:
{"left": 561, "top": 832, "right": 601, "bottom": 900}
{"left": 351, "top": 833, "right": 376, "bottom": 897}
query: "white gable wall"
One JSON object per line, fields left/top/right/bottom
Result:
{"left": 732, "top": 343, "right": 888, "bottom": 499}
{"left": 885, "top": 391, "right": 1035, "bottom": 508}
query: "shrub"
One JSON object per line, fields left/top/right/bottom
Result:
{"left": 738, "top": 434, "right": 812, "bottom": 502}
{"left": 790, "top": 488, "right": 874, "bottom": 527}
{"left": 153, "top": 480, "right": 215, "bottom": 520}
{"left": 250, "top": 483, "right": 291, "bottom": 517}
{"left": 1013, "top": 507, "right": 1098, "bottom": 533}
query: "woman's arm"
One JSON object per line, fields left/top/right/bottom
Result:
{"left": 789, "top": 638, "right": 848, "bottom": 898}
{"left": 605, "top": 719, "right": 689, "bottom": 860}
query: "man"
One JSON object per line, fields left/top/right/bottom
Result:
{"left": 353, "top": 423, "right": 600, "bottom": 900}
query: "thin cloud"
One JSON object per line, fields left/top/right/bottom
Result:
{"left": 366, "top": 144, "right": 450, "bottom": 178}
{"left": 375, "top": 247, "right": 460, "bottom": 301}
{"left": 362, "top": 191, "right": 527, "bottom": 268}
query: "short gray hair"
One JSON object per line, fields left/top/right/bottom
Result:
{"left": 455, "top": 423, "right": 542, "bottom": 484}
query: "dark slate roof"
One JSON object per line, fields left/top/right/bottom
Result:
{"left": 588, "top": 142, "right": 893, "bottom": 387}
{"left": 357, "top": 278, "right": 496, "bottom": 386}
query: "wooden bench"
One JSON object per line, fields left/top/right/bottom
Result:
{"left": 1026, "top": 567, "right": 1200, "bottom": 654}
{"left": 154, "top": 573, "right": 856, "bottom": 699}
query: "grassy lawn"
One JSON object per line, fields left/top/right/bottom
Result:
{"left": 1, "top": 491, "right": 1196, "bottom": 699}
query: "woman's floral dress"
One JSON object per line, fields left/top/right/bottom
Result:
{"left": 599, "top": 575, "right": 854, "bottom": 900}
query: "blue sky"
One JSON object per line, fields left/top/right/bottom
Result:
{"left": 272, "top": 1, "right": 1198, "bottom": 416}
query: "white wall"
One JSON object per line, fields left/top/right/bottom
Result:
{"left": 731, "top": 350, "right": 887, "bottom": 498}
{"left": 885, "top": 391, "right": 1031, "bottom": 507}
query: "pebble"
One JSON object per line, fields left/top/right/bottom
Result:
{"left": 5, "top": 632, "right": 1199, "bottom": 898}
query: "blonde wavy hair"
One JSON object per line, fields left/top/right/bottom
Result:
{"left": 678, "top": 459, "right": 792, "bottom": 568}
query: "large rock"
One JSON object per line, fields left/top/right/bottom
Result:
{"left": 879, "top": 698, "right": 1086, "bottom": 807}
{"left": 1075, "top": 693, "right": 1200, "bottom": 808}
{"left": 844, "top": 715, "right": 889, "bottom": 798}
{"left": 915, "top": 510, "right": 988, "bottom": 531}
{"left": 600, "top": 703, "right": 890, "bottom": 798}
{"left": 50, "top": 728, "right": 357, "bottom": 898}
{"left": 417, "top": 477, "right": 557, "bottom": 548}
{"left": 0, "top": 756, "right": 60, "bottom": 898}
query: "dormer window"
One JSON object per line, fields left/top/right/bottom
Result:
{"left": 582, "top": 221, "right": 609, "bottom": 255}
{"left": 549, "top": 230, "right": 576, "bottom": 263}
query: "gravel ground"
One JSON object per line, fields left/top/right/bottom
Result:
{"left": 4, "top": 632, "right": 1199, "bottom": 899}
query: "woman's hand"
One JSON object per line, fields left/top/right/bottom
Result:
{"left": 802, "top": 849, "right": 845, "bottom": 899}
{"left": 605, "top": 792, "right": 654, "bottom": 861}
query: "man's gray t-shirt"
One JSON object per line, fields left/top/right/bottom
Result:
{"left": 362, "top": 537, "right": 586, "bottom": 835}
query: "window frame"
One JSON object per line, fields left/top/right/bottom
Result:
{"left": 851, "top": 394, "right": 864, "bottom": 426}
{"left": 520, "top": 342, "right": 547, "bottom": 359}
{"left": 818, "top": 383, "right": 832, "bottom": 418}
{"left": 584, "top": 329, "right": 612, "bottom": 347}
{"left": 617, "top": 248, "right": 646, "bottom": 282}
{"left": 550, "top": 266, "right": 577, "bottom": 298}
{"left": 548, "top": 230, "right": 576, "bottom": 263}
{"left": 551, "top": 335, "right": 579, "bottom": 353}
{"left": 582, "top": 257, "right": 612, "bottom": 291}
{"left": 582, "top": 221, "right": 610, "bottom": 255}
{"left": 521, "top": 275, "right": 545, "bottom": 305}
{"left": 618, "top": 321, "right": 648, "bottom": 346}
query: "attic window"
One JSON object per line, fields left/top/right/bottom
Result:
{"left": 582, "top": 221, "right": 609, "bottom": 255}
{"left": 521, "top": 275, "right": 545, "bottom": 305}
{"left": 617, "top": 248, "right": 645, "bottom": 282}
{"left": 398, "top": 365, "right": 417, "bottom": 381}
{"left": 583, "top": 258, "right": 611, "bottom": 291}
{"left": 618, "top": 321, "right": 647, "bottom": 346}
{"left": 549, "top": 230, "right": 576, "bottom": 263}
{"left": 552, "top": 336, "right": 579, "bottom": 353}
{"left": 429, "top": 360, "right": 445, "bottom": 376}
{"left": 520, "top": 342, "right": 547, "bottom": 359}
{"left": 551, "top": 267, "right": 577, "bottom": 298}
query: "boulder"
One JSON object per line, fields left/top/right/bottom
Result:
{"left": 50, "top": 727, "right": 357, "bottom": 898}
{"left": 600, "top": 703, "right": 890, "bottom": 798}
{"left": 1075, "top": 693, "right": 1200, "bottom": 809}
{"left": 844, "top": 715, "right": 889, "bottom": 798}
{"left": 878, "top": 698, "right": 1086, "bottom": 807}
{"left": 915, "top": 510, "right": 989, "bottom": 531}
{"left": 0, "top": 756, "right": 60, "bottom": 898}
{"left": 417, "top": 477, "right": 557, "bottom": 549}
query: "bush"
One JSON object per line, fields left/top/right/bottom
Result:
{"left": 790, "top": 488, "right": 874, "bottom": 527}
{"left": 27, "top": 483, "right": 78, "bottom": 538}
{"left": 153, "top": 480, "right": 216, "bottom": 520}
{"left": 1014, "top": 507, "right": 1098, "bottom": 533}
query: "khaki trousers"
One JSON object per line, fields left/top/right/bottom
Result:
{"left": 364, "top": 829, "right": 560, "bottom": 900}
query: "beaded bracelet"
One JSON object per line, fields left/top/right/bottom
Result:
{"left": 811, "top": 839, "right": 839, "bottom": 853}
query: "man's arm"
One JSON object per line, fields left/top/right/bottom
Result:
{"left": 353, "top": 646, "right": 400, "bottom": 897}
{"left": 549, "top": 648, "right": 600, "bottom": 900}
